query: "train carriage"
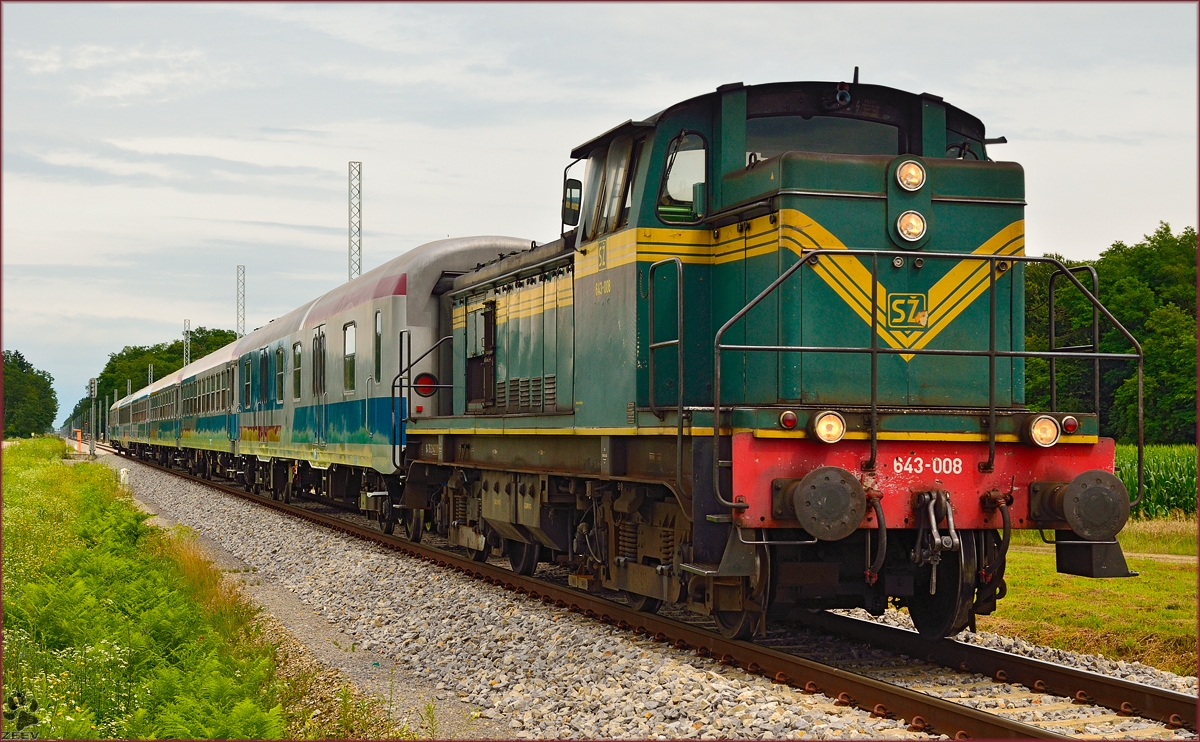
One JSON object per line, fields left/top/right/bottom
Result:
{"left": 111, "top": 78, "right": 1143, "bottom": 640}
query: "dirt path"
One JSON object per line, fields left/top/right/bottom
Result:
{"left": 1009, "top": 544, "right": 1198, "bottom": 565}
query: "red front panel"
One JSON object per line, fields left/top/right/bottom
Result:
{"left": 730, "top": 433, "right": 1115, "bottom": 531}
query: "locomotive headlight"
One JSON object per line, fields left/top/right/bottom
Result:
{"left": 896, "top": 211, "right": 927, "bottom": 242}
{"left": 811, "top": 411, "right": 846, "bottom": 443}
{"left": 896, "top": 160, "right": 926, "bottom": 191}
{"left": 1026, "top": 414, "right": 1061, "bottom": 448}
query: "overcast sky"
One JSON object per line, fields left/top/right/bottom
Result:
{"left": 3, "top": 3, "right": 1196, "bottom": 425}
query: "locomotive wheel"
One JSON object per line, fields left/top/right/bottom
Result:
{"left": 906, "top": 530, "right": 978, "bottom": 639}
{"left": 465, "top": 545, "right": 489, "bottom": 562}
{"left": 624, "top": 591, "right": 662, "bottom": 614}
{"left": 398, "top": 508, "right": 424, "bottom": 543}
{"left": 713, "top": 544, "right": 771, "bottom": 640}
{"left": 379, "top": 496, "right": 395, "bottom": 535}
{"left": 506, "top": 539, "right": 540, "bottom": 576}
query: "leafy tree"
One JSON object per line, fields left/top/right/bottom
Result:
{"left": 4, "top": 350, "right": 59, "bottom": 437}
{"left": 66, "top": 327, "right": 237, "bottom": 428}
{"left": 1025, "top": 223, "right": 1196, "bottom": 443}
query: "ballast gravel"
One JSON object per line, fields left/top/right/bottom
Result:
{"left": 832, "top": 608, "right": 1198, "bottom": 696}
{"left": 106, "top": 456, "right": 1196, "bottom": 739}
{"left": 107, "top": 457, "right": 929, "bottom": 740}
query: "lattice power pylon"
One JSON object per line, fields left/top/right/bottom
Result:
{"left": 183, "top": 319, "right": 191, "bottom": 366}
{"left": 349, "top": 161, "right": 362, "bottom": 281}
{"left": 236, "top": 265, "right": 246, "bottom": 337}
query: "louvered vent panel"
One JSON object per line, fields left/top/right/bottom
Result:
{"left": 519, "top": 378, "right": 530, "bottom": 408}
{"left": 544, "top": 375, "right": 556, "bottom": 409}
{"left": 531, "top": 376, "right": 542, "bottom": 411}
{"left": 509, "top": 379, "right": 520, "bottom": 410}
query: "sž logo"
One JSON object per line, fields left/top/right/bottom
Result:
{"left": 887, "top": 293, "right": 928, "bottom": 329}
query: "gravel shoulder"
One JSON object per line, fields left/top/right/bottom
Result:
{"left": 114, "top": 457, "right": 509, "bottom": 739}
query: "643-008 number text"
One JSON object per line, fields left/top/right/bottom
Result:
{"left": 893, "top": 456, "right": 962, "bottom": 475}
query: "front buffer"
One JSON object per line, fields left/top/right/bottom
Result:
{"left": 726, "top": 433, "right": 1133, "bottom": 638}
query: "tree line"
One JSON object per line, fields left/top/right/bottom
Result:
{"left": 1025, "top": 222, "right": 1195, "bottom": 444}
{"left": 3, "top": 351, "right": 58, "bottom": 438}
{"left": 64, "top": 327, "right": 238, "bottom": 430}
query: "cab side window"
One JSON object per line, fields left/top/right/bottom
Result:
{"left": 580, "top": 147, "right": 608, "bottom": 242}
{"left": 656, "top": 132, "right": 707, "bottom": 224}
{"left": 597, "top": 135, "right": 633, "bottom": 235}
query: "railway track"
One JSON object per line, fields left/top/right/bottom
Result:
{"left": 109, "top": 449, "right": 1195, "bottom": 740}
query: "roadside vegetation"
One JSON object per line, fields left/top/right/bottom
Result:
{"left": 1, "top": 439, "right": 432, "bottom": 739}
{"left": 2, "top": 438, "right": 282, "bottom": 737}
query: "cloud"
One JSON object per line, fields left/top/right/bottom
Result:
{"left": 10, "top": 42, "right": 242, "bottom": 102}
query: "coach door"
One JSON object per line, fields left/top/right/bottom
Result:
{"left": 312, "top": 325, "right": 327, "bottom": 446}
{"left": 257, "top": 348, "right": 269, "bottom": 437}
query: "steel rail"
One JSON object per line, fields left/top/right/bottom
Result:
{"left": 114, "top": 452, "right": 1087, "bottom": 740}
{"left": 793, "top": 610, "right": 1195, "bottom": 731}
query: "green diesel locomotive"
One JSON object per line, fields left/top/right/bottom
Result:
{"left": 112, "top": 77, "right": 1144, "bottom": 639}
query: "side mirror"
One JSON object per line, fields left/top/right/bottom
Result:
{"left": 691, "top": 181, "right": 706, "bottom": 219}
{"left": 561, "top": 178, "right": 582, "bottom": 227}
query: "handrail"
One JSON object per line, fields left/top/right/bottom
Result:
{"left": 711, "top": 248, "right": 1143, "bottom": 512}
{"left": 1049, "top": 266, "right": 1101, "bottom": 414}
{"left": 391, "top": 332, "right": 453, "bottom": 469}
{"left": 647, "top": 257, "right": 687, "bottom": 498}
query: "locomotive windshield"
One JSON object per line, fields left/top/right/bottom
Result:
{"left": 746, "top": 115, "right": 901, "bottom": 159}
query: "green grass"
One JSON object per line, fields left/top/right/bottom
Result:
{"left": 1, "top": 438, "right": 283, "bottom": 738}
{"left": 978, "top": 549, "right": 1197, "bottom": 676}
{"left": 1117, "top": 444, "right": 1197, "bottom": 518}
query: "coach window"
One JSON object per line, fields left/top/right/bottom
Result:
{"left": 243, "top": 359, "right": 252, "bottom": 409}
{"left": 656, "top": 132, "right": 707, "bottom": 224}
{"left": 275, "top": 348, "right": 285, "bottom": 403}
{"left": 292, "top": 343, "right": 302, "bottom": 399}
{"left": 374, "top": 311, "right": 382, "bottom": 384}
{"left": 343, "top": 322, "right": 356, "bottom": 393}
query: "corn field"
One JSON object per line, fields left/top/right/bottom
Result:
{"left": 1116, "top": 444, "right": 1198, "bottom": 518}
